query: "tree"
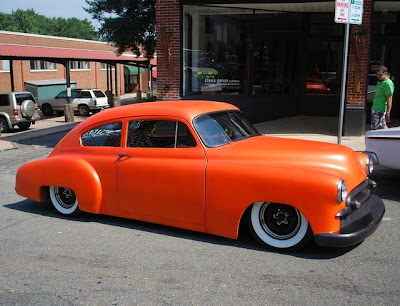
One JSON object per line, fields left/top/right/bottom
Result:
{"left": 85, "top": 0, "right": 155, "bottom": 57}
{"left": 0, "top": 9, "right": 99, "bottom": 41}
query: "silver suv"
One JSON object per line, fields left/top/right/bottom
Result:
{"left": 0, "top": 92, "right": 40, "bottom": 133}
{"left": 39, "top": 89, "right": 109, "bottom": 116}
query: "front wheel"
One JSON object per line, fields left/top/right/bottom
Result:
{"left": 248, "top": 202, "right": 312, "bottom": 251}
{"left": 49, "top": 186, "right": 80, "bottom": 216}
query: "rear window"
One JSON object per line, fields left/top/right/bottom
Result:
{"left": 15, "top": 93, "right": 35, "bottom": 105}
{"left": 93, "top": 90, "right": 106, "bottom": 98}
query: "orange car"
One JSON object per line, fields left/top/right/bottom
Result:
{"left": 16, "top": 101, "right": 385, "bottom": 251}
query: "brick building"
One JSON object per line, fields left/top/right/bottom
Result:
{"left": 156, "top": 0, "right": 400, "bottom": 135}
{"left": 0, "top": 31, "right": 156, "bottom": 98}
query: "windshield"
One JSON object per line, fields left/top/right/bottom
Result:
{"left": 194, "top": 111, "right": 260, "bottom": 147}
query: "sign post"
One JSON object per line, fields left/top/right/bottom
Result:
{"left": 335, "top": 0, "right": 363, "bottom": 144}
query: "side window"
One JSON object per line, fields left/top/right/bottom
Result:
{"left": 177, "top": 122, "right": 197, "bottom": 147}
{"left": 79, "top": 91, "right": 92, "bottom": 98}
{"left": 0, "top": 94, "right": 10, "bottom": 106}
{"left": 70, "top": 91, "right": 78, "bottom": 98}
{"left": 56, "top": 91, "right": 67, "bottom": 99}
{"left": 81, "top": 122, "right": 122, "bottom": 147}
{"left": 127, "top": 120, "right": 196, "bottom": 148}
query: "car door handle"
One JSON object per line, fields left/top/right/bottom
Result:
{"left": 119, "top": 153, "right": 132, "bottom": 158}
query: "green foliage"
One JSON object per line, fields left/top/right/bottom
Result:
{"left": 85, "top": 0, "right": 155, "bottom": 57}
{"left": 0, "top": 9, "right": 99, "bottom": 41}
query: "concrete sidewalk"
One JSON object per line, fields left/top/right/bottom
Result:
{"left": 0, "top": 112, "right": 370, "bottom": 153}
{"left": 254, "top": 116, "right": 366, "bottom": 151}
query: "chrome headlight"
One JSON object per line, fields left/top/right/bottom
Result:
{"left": 337, "top": 179, "right": 348, "bottom": 203}
{"left": 366, "top": 156, "right": 374, "bottom": 174}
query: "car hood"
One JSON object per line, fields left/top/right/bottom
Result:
{"left": 205, "top": 135, "right": 367, "bottom": 188}
{"left": 366, "top": 127, "right": 400, "bottom": 139}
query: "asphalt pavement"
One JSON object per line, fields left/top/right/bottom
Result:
{"left": 0, "top": 129, "right": 399, "bottom": 305}
{"left": 1, "top": 105, "right": 399, "bottom": 305}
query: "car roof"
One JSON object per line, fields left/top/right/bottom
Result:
{"left": 82, "top": 101, "right": 239, "bottom": 125}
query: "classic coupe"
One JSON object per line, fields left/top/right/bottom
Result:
{"left": 16, "top": 101, "right": 385, "bottom": 251}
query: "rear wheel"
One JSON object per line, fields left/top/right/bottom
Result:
{"left": 248, "top": 202, "right": 312, "bottom": 251}
{"left": 78, "top": 105, "right": 90, "bottom": 116}
{"left": 41, "top": 104, "right": 53, "bottom": 116}
{"left": 49, "top": 186, "right": 80, "bottom": 216}
{"left": 0, "top": 117, "right": 10, "bottom": 133}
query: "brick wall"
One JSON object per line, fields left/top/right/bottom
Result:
{"left": 345, "top": 0, "right": 372, "bottom": 106}
{"left": 0, "top": 31, "right": 149, "bottom": 95}
{"left": 156, "top": 0, "right": 181, "bottom": 100}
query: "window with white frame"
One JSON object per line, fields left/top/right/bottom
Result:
{"left": 1, "top": 60, "right": 10, "bottom": 72}
{"left": 30, "top": 60, "right": 57, "bottom": 71}
{"left": 100, "top": 62, "right": 115, "bottom": 70}
{"left": 70, "top": 61, "right": 91, "bottom": 70}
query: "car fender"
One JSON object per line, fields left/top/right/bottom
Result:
{"left": 16, "top": 155, "right": 102, "bottom": 213}
{"left": 0, "top": 112, "right": 12, "bottom": 129}
{"left": 205, "top": 162, "right": 343, "bottom": 239}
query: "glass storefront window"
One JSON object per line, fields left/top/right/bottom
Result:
{"left": 183, "top": 5, "right": 301, "bottom": 97}
{"left": 305, "top": 40, "right": 343, "bottom": 95}
{"left": 305, "top": 14, "right": 343, "bottom": 96}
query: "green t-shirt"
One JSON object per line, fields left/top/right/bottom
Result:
{"left": 372, "top": 78, "right": 395, "bottom": 112}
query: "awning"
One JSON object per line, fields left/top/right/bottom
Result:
{"left": 124, "top": 65, "right": 145, "bottom": 75}
{"left": 0, "top": 43, "right": 149, "bottom": 64}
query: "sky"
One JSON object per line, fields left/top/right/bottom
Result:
{"left": 1, "top": 0, "right": 98, "bottom": 26}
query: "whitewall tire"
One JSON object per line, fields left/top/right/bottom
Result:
{"left": 248, "top": 202, "right": 312, "bottom": 251}
{"left": 49, "top": 186, "right": 80, "bottom": 216}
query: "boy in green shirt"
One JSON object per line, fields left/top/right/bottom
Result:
{"left": 371, "top": 65, "right": 395, "bottom": 130}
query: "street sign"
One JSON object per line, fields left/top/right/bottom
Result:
{"left": 350, "top": 0, "right": 363, "bottom": 24}
{"left": 335, "top": 0, "right": 364, "bottom": 24}
{"left": 335, "top": 0, "right": 350, "bottom": 24}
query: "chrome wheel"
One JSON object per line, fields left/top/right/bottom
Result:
{"left": 249, "top": 202, "right": 311, "bottom": 250}
{"left": 49, "top": 186, "right": 79, "bottom": 216}
{"left": 259, "top": 203, "right": 301, "bottom": 240}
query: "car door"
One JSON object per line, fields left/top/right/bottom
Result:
{"left": 116, "top": 117, "right": 207, "bottom": 229}
{"left": 52, "top": 91, "right": 68, "bottom": 111}
{"left": 70, "top": 90, "right": 82, "bottom": 110}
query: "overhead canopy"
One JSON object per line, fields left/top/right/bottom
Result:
{"left": 124, "top": 65, "right": 145, "bottom": 75}
{"left": 0, "top": 43, "right": 149, "bottom": 66}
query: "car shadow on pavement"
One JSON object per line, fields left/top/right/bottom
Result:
{"left": 5, "top": 199, "right": 359, "bottom": 259}
{"left": 370, "top": 170, "right": 400, "bottom": 202}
